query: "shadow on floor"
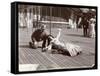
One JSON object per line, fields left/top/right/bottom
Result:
{"left": 19, "top": 45, "right": 42, "bottom": 49}
{"left": 19, "top": 45, "right": 30, "bottom": 48}
{"left": 66, "top": 34, "right": 83, "bottom": 37}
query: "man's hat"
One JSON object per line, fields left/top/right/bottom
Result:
{"left": 41, "top": 24, "right": 46, "bottom": 29}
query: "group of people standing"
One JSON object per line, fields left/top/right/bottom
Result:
{"left": 78, "top": 12, "right": 96, "bottom": 38}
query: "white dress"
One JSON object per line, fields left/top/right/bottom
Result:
{"left": 47, "top": 29, "right": 82, "bottom": 56}
{"left": 89, "top": 18, "right": 96, "bottom": 38}
{"left": 52, "top": 40, "right": 82, "bottom": 56}
{"left": 65, "top": 43, "right": 82, "bottom": 56}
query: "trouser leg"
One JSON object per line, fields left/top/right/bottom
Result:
{"left": 83, "top": 28, "right": 85, "bottom": 37}
{"left": 29, "top": 37, "right": 37, "bottom": 49}
{"left": 85, "top": 28, "right": 87, "bottom": 37}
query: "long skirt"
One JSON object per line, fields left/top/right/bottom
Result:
{"left": 52, "top": 43, "right": 82, "bottom": 56}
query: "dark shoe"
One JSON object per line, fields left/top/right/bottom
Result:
{"left": 42, "top": 48, "right": 47, "bottom": 52}
{"left": 29, "top": 42, "right": 37, "bottom": 49}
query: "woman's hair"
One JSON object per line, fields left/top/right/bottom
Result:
{"left": 47, "top": 35, "right": 54, "bottom": 41}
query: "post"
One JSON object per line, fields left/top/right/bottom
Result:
{"left": 50, "top": 7, "right": 52, "bottom": 35}
{"left": 36, "top": 6, "right": 39, "bottom": 28}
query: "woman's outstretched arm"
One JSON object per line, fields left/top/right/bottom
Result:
{"left": 56, "top": 28, "right": 61, "bottom": 41}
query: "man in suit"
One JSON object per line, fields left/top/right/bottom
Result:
{"left": 81, "top": 13, "right": 89, "bottom": 37}
{"left": 29, "top": 24, "right": 50, "bottom": 51}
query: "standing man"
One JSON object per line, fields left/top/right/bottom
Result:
{"left": 81, "top": 13, "right": 89, "bottom": 37}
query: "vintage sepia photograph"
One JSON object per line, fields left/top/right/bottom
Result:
{"left": 16, "top": 2, "right": 97, "bottom": 73}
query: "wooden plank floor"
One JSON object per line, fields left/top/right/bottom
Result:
{"left": 19, "top": 28, "right": 95, "bottom": 70}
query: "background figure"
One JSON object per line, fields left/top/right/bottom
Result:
{"left": 77, "top": 17, "right": 82, "bottom": 28}
{"left": 81, "top": 13, "right": 89, "bottom": 37}
{"left": 88, "top": 17, "right": 96, "bottom": 38}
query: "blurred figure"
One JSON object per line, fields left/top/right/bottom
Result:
{"left": 81, "top": 13, "right": 89, "bottom": 37}
{"left": 88, "top": 17, "right": 96, "bottom": 38}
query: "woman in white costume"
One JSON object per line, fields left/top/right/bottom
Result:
{"left": 88, "top": 17, "right": 96, "bottom": 38}
{"left": 44, "top": 28, "right": 82, "bottom": 56}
